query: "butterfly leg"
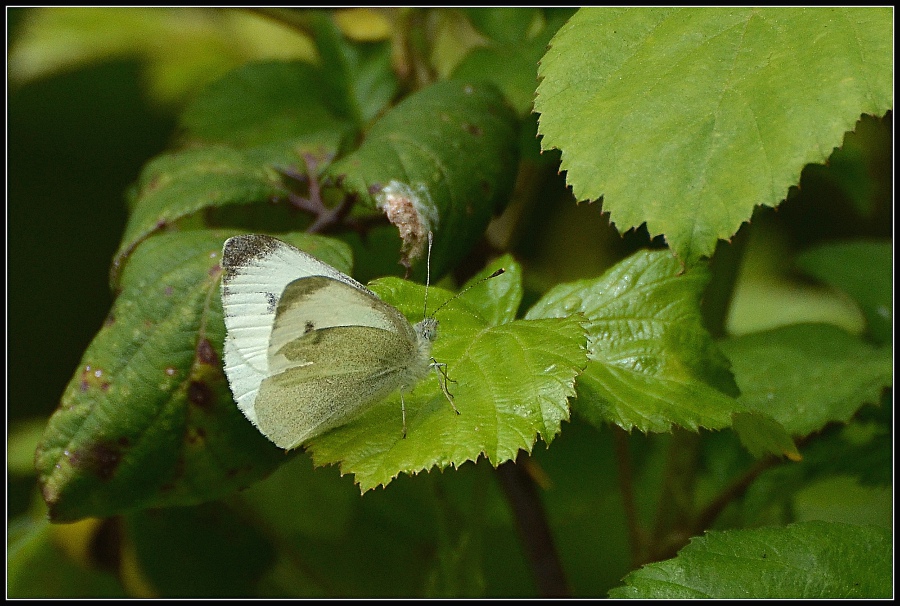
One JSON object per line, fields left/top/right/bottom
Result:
{"left": 431, "top": 359, "right": 460, "bottom": 415}
{"left": 400, "top": 391, "right": 408, "bottom": 439}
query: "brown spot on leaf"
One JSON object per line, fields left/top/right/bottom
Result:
{"left": 368, "top": 183, "right": 384, "bottom": 195}
{"left": 188, "top": 381, "right": 214, "bottom": 410}
{"left": 69, "top": 439, "right": 127, "bottom": 481}
{"left": 463, "top": 123, "right": 483, "bottom": 136}
{"left": 196, "top": 339, "right": 219, "bottom": 366}
{"left": 103, "top": 313, "right": 116, "bottom": 327}
{"left": 79, "top": 365, "right": 109, "bottom": 391}
{"left": 186, "top": 426, "right": 207, "bottom": 444}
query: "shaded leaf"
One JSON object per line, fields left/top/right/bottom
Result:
{"left": 311, "top": 11, "right": 398, "bottom": 126}
{"left": 7, "top": 8, "right": 317, "bottom": 106}
{"left": 112, "top": 147, "right": 288, "bottom": 284}
{"left": 179, "top": 60, "right": 352, "bottom": 150}
{"left": 609, "top": 521, "right": 892, "bottom": 598}
{"left": 535, "top": 7, "right": 893, "bottom": 263}
{"left": 126, "top": 503, "right": 275, "bottom": 597}
{"left": 720, "top": 323, "right": 892, "bottom": 437}
{"left": 454, "top": 8, "right": 575, "bottom": 115}
{"left": 731, "top": 411, "right": 800, "bottom": 460}
{"left": 464, "top": 8, "right": 542, "bottom": 44}
{"left": 7, "top": 514, "right": 126, "bottom": 597}
{"left": 35, "top": 231, "right": 352, "bottom": 521}
{"left": 114, "top": 60, "right": 359, "bottom": 283}
{"left": 8, "top": 417, "right": 48, "bottom": 476}
{"left": 526, "top": 250, "right": 742, "bottom": 433}
{"left": 305, "top": 259, "right": 587, "bottom": 492}
{"left": 794, "top": 239, "right": 892, "bottom": 344}
{"left": 327, "top": 80, "right": 519, "bottom": 279}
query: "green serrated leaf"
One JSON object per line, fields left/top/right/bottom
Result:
{"left": 526, "top": 249, "right": 743, "bottom": 433}
{"left": 454, "top": 254, "right": 522, "bottom": 326}
{"left": 731, "top": 411, "right": 800, "bottom": 460}
{"left": 535, "top": 7, "right": 893, "bottom": 264}
{"left": 794, "top": 239, "right": 892, "bottom": 344}
{"left": 720, "top": 323, "right": 892, "bottom": 437}
{"left": 35, "top": 230, "right": 353, "bottom": 522}
{"left": 609, "top": 521, "right": 892, "bottom": 598}
{"left": 179, "top": 60, "right": 352, "bottom": 150}
{"left": 326, "top": 80, "right": 519, "bottom": 280}
{"left": 304, "top": 263, "right": 587, "bottom": 492}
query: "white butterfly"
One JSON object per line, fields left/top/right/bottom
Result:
{"left": 219, "top": 234, "right": 457, "bottom": 449}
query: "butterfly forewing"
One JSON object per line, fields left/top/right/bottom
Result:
{"left": 266, "top": 276, "right": 415, "bottom": 371}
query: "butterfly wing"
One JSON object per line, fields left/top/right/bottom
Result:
{"left": 220, "top": 235, "right": 373, "bottom": 423}
{"left": 254, "top": 276, "right": 426, "bottom": 448}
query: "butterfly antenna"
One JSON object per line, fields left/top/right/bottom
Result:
{"left": 431, "top": 267, "right": 506, "bottom": 318}
{"left": 423, "top": 231, "right": 434, "bottom": 321}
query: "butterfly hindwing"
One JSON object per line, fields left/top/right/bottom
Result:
{"left": 251, "top": 276, "right": 427, "bottom": 448}
{"left": 256, "top": 324, "right": 423, "bottom": 449}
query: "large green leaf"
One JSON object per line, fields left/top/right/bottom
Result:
{"left": 526, "top": 250, "right": 743, "bottom": 433}
{"left": 720, "top": 323, "right": 892, "bottom": 437}
{"left": 609, "top": 521, "right": 892, "bottom": 598}
{"left": 326, "top": 80, "right": 519, "bottom": 279}
{"left": 304, "top": 257, "right": 587, "bottom": 492}
{"left": 35, "top": 231, "right": 352, "bottom": 521}
{"left": 794, "top": 239, "right": 893, "bottom": 344}
{"left": 535, "top": 7, "right": 893, "bottom": 264}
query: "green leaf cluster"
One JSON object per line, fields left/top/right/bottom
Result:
{"left": 10, "top": 7, "right": 892, "bottom": 599}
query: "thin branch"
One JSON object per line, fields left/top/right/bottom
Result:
{"left": 495, "top": 454, "right": 571, "bottom": 598}
{"left": 280, "top": 153, "right": 356, "bottom": 234}
{"left": 613, "top": 427, "right": 647, "bottom": 568}
{"left": 692, "top": 454, "right": 782, "bottom": 534}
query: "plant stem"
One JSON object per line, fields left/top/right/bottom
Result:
{"left": 701, "top": 222, "right": 750, "bottom": 338}
{"left": 690, "top": 454, "right": 781, "bottom": 537}
{"left": 612, "top": 427, "right": 647, "bottom": 567}
{"left": 648, "top": 429, "right": 700, "bottom": 564}
{"left": 495, "top": 455, "right": 570, "bottom": 598}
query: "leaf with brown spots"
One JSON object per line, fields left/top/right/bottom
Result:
{"left": 35, "top": 230, "right": 353, "bottom": 521}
